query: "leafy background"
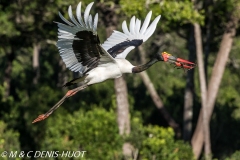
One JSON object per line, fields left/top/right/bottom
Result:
{"left": 0, "top": 0, "right": 240, "bottom": 159}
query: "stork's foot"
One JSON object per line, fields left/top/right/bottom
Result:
{"left": 32, "top": 114, "right": 50, "bottom": 123}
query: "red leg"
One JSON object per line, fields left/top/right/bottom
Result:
{"left": 66, "top": 90, "right": 77, "bottom": 97}
{"left": 32, "top": 84, "right": 88, "bottom": 123}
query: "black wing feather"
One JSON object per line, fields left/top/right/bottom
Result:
{"left": 107, "top": 39, "right": 143, "bottom": 58}
{"left": 72, "top": 31, "right": 104, "bottom": 70}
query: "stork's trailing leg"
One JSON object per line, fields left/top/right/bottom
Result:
{"left": 32, "top": 84, "right": 88, "bottom": 123}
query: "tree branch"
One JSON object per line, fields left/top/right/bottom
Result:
{"left": 193, "top": 23, "right": 211, "bottom": 160}
{"left": 138, "top": 46, "right": 181, "bottom": 137}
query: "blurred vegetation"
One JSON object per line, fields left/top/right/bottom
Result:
{"left": 128, "top": 117, "right": 194, "bottom": 160}
{"left": 0, "top": 121, "right": 20, "bottom": 160}
{"left": 0, "top": 0, "right": 240, "bottom": 160}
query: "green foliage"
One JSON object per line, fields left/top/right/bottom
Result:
{"left": 225, "top": 151, "right": 240, "bottom": 160}
{"left": 0, "top": 7, "right": 19, "bottom": 37}
{"left": 0, "top": 121, "right": 20, "bottom": 160}
{"left": 128, "top": 116, "right": 194, "bottom": 160}
{"left": 0, "top": 0, "right": 239, "bottom": 160}
{"left": 38, "top": 109, "right": 194, "bottom": 160}
{"left": 120, "top": 0, "right": 204, "bottom": 31}
{"left": 41, "top": 108, "right": 123, "bottom": 160}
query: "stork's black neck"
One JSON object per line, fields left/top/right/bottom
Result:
{"left": 132, "top": 58, "right": 159, "bottom": 73}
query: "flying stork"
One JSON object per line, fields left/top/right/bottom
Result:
{"left": 32, "top": 2, "right": 195, "bottom": 123}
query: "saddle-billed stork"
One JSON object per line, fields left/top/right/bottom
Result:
{"left": 32, "top": 2, "right": 195, "bottom": 123}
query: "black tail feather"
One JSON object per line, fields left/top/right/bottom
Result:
{"left": 62, "top": 75, "right": 88, "bottom": 87}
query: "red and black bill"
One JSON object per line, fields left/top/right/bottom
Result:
{"left": 161, "top": 52, "right": 196, "bottom": 70}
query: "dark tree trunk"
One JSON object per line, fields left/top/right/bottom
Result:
{"left": 183, "top": 25, "right": 196, "bottom": 141}
{"left": 3, "top": 49, "right": 14, "bottom": 98}
{"left": 203, "top": 0, "right": 213, "bottom": 81}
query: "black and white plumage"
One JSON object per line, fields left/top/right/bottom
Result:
{"left": 57, "top": 1, "right": 160, "bottom": 84}
{"left": 32, "top": 2, "right": 195, "bottom": 123}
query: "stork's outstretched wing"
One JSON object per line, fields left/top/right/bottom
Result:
{"left": 102, "top": 12, "right": 161, "bottom": 59}
{"left": 56, "top": 2, "right": 115, "bottom": 74}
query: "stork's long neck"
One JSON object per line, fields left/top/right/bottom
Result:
{"left": 132, "top": 58, "right": 159, "bottom": 73}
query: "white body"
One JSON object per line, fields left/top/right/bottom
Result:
{"left": 85, "top": 59, "right": 134, "bottom": 85}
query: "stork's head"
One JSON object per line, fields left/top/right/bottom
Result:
{"left": 156, "top": 52, "right": 196, "bottom": 70}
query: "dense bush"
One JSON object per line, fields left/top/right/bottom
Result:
{"left": 0, "top": 121, "right": 20, "bottom": 160}
{"left": 38, "top": 108, "right": 194, "bottom": 160}
{"left": 128, "top": 117, "right": 194, "bottom": 160}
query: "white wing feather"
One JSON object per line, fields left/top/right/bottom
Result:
{"left": 58, "top": 12, "right": 74, "bottom": 26}
{"left": 84, "top": 2, "right": 94, "bottom": 29}
{"left": 135, "top": 19, "right": 141, "bottom": 35}
{"left": 68, "top": 6, "right": 81, "bottom": 27}
{"left": 144, "top": 15, "right": 161, "bottom": 40}
{"left": 76, "top": 2, "right": 85, "bottom": 27}
{"left": 102, "top": 11, "right": 161, "bottom": 59}
{"left": 57, "top": 2, "right": 114, "bottom": 74}
{"left": 93, "top": 13, "right": 98, "bottom": 32}
{"left": 122, "top": 21, "right": 131, "bottom": 35}
{"left": 140, "top": 11, "right": 152, "bottom": 34}
{"left": 129, "top": 16, "right": 136, "bottom": 35}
